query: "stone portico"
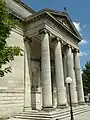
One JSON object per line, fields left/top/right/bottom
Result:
{"left": 0, "top": 0, "right": 86, "bottom": 118}
{"left": 23, "top": 9, "right": 85, "bottom": 111}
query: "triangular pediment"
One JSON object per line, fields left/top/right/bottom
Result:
{"left": 46, "top": 9, "right": 81, "bottom": 39}
{"left": 25, "top": 8, "right": 81, "bottom": 41}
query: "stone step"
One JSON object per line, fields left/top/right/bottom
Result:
{"left": 51, "top": 106, "right": 90, "bottom": 118}
{"left": 17, "top": 106, "right": 89, "bottom": 119}
{"left": 15, "top": 116, "right": 51, "bottom": 120}
{"left": 19, "top": 105, "right": 88, "bottom": 116}
{"left": 14, "top": 105, "right": 90, "bottom": 120}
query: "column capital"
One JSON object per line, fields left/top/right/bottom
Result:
{"left": 52, "top": 37, "right": 63, "bottom": 44}
{"left": 39, "top": 28, "right": 49, "bottom": 35}
{"left": 73, "top": 49, "right": 80, "bottom": 54}
{"left": 63, "top": 50, "right": 67, "bottom": 56}
{"left": 67, "top": 44, "right": 72, "bottom": 48}
{"left": 75, "top": 49, "right": 80, "bottom": 53}
{"left": 24, "top": 36, "right": 32, "bottom": 43}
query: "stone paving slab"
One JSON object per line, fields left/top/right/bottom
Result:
{"left": 64, "top": 110, "right": 90, "bottom": 120}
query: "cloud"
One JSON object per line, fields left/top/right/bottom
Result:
{"left": 73, "top": 22, "right": 88, "bottom": 45}
{"left": 79, "top": 51, "right": 88, "bottom": 57}
{"left": 83, "top": 24, "right": 87, "bottom": 28}
{"left": 79, "top": 39, "right": 88, "bottom": 45}
{"left": 73, "top": 22, "right": 81, "bottom": 33}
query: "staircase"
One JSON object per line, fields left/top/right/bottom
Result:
{"left": 11, "top": 105, "right": 90, "bottom": 120}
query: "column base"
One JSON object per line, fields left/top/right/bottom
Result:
{"left": 68, "top": 102, "right": 78, "bottom": 107}
{"left": 42, "top": 106, "right": 54, "bottom": 111}
{"left": 57, "top": 104, "right": 67, "bottom": 109}
{"left": 78, "top": 102, "right": 86, "bottom": 105}
{"left": 72, "top": 103, "right": 78, "bottom": 107}
{"left": 31, "top": 90, "right": 42, "bottom": 110}
{"left": 23, "top": 106, "right": 32, "bottom": 112}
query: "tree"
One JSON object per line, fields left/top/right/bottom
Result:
{"left": 82, "top": 61, "right": 90, "bottom": 95}
{"left": 0, "top": 0, "right": 23, "bottom": 77}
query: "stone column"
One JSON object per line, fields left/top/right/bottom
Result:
{"left": 40, "top": 29, "right": 52, "bottom": 108}
{"left": 63, "top": 52, "right": 67, "bottom": 80}
{"left": 66, "top": 46, "right": 78, "bottom": 105}
{"left": 63, "top": 52, "right": 69, "bottom": 104}
{"left": 55, "top": 38, "right": 67, "bottom": 107}
{"left": 52, "top": 70, "right": 57, "bottom": 108}
{"left": 74, "top": 50, "right": 85, "bottom": 104}
{"left": 24, "top": 38, "right": 32, "bottom": 111}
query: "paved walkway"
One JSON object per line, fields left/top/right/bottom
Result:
{"left": 64, "top": 110, "right": 90, "bottom": 120}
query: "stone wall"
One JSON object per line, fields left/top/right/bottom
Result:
{"left": 0, "top": 89, "right": 24, "bottom": 117}
{"left": 0, "top": 26, "right": 24, "bottom": 117}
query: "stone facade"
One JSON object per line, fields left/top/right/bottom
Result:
{"left": 0, "top": 0, "right": 85, "bottom": 118}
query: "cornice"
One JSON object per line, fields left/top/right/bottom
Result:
{"left": 13, "top": 0, "right": 35, "bottom": 14}
{"left": 6, "top": 0, "right": 35, "bottom": 21}
{"left": 25, "top": 11, "right": 81, "bottom": 42}
{"left": 7, "top": 8, "right": 24, "bottom": 21}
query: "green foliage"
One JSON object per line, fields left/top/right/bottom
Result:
{"left": 82, "top": 61, "right": 90, "bottom": 95}
{"left": 0, "top": 0, "right": 23, "bottom": 77}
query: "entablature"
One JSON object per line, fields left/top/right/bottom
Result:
{"left": 25, "top": 10, "right": 81, "bottom": 42}
{"left": 24, "top": 15, "right": 79, "bottom": 50}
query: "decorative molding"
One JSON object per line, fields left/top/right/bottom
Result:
{"left": 12, "top": 27, "right": 24, "bottom": 36}
{"left": 0, "top": 89, "right": 24, "bottom": 93}
{"left": 72, "top": 48, "right": 80, "bottom": 54}
{"left": 39, "top": 28, "right": 49, "bottom": 35}
{"left": 52, "top": 37, "right": 58, "bottom": 43}
{"left": 7, "top": 8, "right": 24, "bottom": 21}
{"left": 13, "top": 0, "right": 35, "bottom": 14}
{"left": 25, "top": 11, "right": 81, "bottom": 42}
{"left": 45, "top": 23, "right": 79, "bottom": 49}
{"left": 24, "top": 36, "right": 32, "bottom": 43}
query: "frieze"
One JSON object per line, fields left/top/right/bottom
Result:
{"left": 7, "top": 8, "right": 24, "bottom": 21}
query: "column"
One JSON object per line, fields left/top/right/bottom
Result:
{"left": 55, "top": 38, "right": 67, "bottom": 107}
{"left": 52, "top": 70, "right": 57, "bottom": 108}
{"left": 40, "top": 29, "right": 52, "bottom": 108}
{"left": 74, "top": 50, "right": 85, "bottom": 104}
{"left": 63, "top": 52, "right": 67, "bottom": 80}
{"left": 63, "top": 52, "right": 69, "bottom": 104}
{"left": 66, "top": 45, "right": 78, "bottom": 105}
{"left": 24, "top": 39, "right": 32, "bottom": 111}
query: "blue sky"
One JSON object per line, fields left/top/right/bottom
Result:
{"left": 22, "top": 0, "right": 90, "bottom": 68}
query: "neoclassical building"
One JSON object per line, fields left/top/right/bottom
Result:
{"left": 0, "top": 0, "right": 85, "bottom": 119}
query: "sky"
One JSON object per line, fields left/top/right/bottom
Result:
{"left": 22, "top": 0, "right": 90, "bottom": 68}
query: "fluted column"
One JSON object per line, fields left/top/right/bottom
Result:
{"left": 66, "top": 45, "right": 78, "bottom": 105}
{"left": 52, "top": 71, "right": 57, "bottom": 108}
{"left": 63, "top": 52, "right": 69, "bottom": 104}
{"left": 74, "top": 50, "right": 85, "bottom": 104}
{"left": 55, "top": 38, "right": 67, "bottom": 107}
{"left": 40, "top": 29, "right": 52, "bottom": 108}
{"left": 63, "top": 52, "right": 67, "bottom": 80}
{"left": 24, "top": 39, "right": 32, "bottom": 111}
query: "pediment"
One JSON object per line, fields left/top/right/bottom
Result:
{"left": 48, "top": 11, "right": 81, "bottom": 39}
{"left": 25, "top": 8, "right": 81, "bottom": 41}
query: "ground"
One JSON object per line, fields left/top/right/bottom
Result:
{"left": 64, "top": 105, "right": 90, "bottom": 120}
